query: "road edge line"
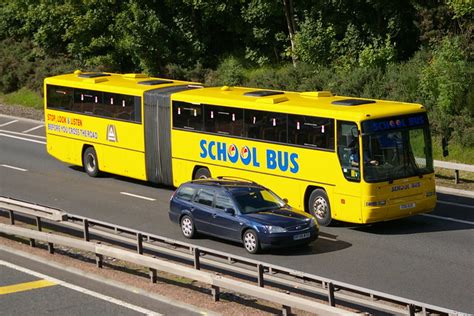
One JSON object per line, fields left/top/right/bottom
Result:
{"left": 436, "top": 186, "right": 474, "bottom": 199}
{"left": 0, "top": 244, "right": 220, "bottom": 316}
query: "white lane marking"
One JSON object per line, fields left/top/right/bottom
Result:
{"left": 22, "top": 125, "right": 44, "bottom": 134}
{"left": 0, "top": 129, "right": 46, "bottom": 139}
{"left": 0, "top": 133, "right": 46, "bottom": 144}
{"left": 437, "top": 200, "right": 474, "bottom": 210}
{"left": 420, "top": 214, "right": 474, "bottom": 225}
{"left": 0, "top": 120, "right": 18, "bottom": 127}
{"left": 120, "top": 192, "right": 156, "bottom": 201}
{"left": 0, "top": 260, "right": 162, "bottom": 315}
{"left": 1, "top": 164, "right": 28, "bottom": 172}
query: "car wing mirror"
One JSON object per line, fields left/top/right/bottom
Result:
{"left": 282, "top": 198, "right": 289, "bottom": 205}
{"left": 224, "top": 208, "right": 235, "bottom": 215}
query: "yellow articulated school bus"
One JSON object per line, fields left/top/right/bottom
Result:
{"left": 45, "top": 71, "right": 436, "bottom": 226}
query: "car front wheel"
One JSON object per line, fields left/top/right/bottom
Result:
{"left": 181, "top": 215, "right": 196, "bottom": 239}
{"left": 243, "top": 229, "right": 261, "bottom": 254}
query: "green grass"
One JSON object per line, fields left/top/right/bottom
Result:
{"left": 0, "top": 87, "right": 43, "bottom": 109}
{"left": 432, "top": 137, "right": 474, "bottom": 165}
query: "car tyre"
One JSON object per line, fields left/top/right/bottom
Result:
{"left": 83, "top": 147, "right": 100, "bottom": 177}
{"left": 309, "top": 189, "right": 332, "bottom": 226}
{"left": 181, "top": 215, "right": 196, "bottom": 239}
{"left": 194, "top": 167, "right": 211, "bottom": 179}
{"left": 243, "top": 229, "right": 261, "bottom": 254}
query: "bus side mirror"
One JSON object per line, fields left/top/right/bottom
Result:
{"left": 442, "top": 137, "right": 449, "bottom": 157}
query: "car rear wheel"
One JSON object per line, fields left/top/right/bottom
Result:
{"left": 181, "top": 215, "right": 196, "bottom": 239}
{"left": 243, "top": 229, "right": 261, "bottom": 254}
{"left": 83, "top": 147, "right": 100, "bottom": 177}
{"left": 194, "top": 167, "right": 211, "bottom": 179}
{"left": 309, "top": 189, "right": 332, "bottom": 226}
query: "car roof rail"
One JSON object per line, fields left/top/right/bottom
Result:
{"left": 216, "top": 176, "right": 259, "bottom": 185}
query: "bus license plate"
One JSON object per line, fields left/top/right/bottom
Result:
{"left": 293, "top": 232, "right": 310, "bottom": 240}
{"left": 400, "top": 202, "right": 416, "bottom": 210}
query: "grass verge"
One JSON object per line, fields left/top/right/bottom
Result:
{"left": 0, "top": 88, "right": 43, "bottom": 109}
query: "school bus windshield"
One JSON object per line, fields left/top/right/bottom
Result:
{"left": 361, "top": 114, "right": 434, "bottom": 183}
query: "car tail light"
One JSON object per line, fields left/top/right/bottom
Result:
{"left": 170, "top": 190, "right": 176, "bottom": 201}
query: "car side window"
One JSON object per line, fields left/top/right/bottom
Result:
{"left": 176, "top": 186, "right": 196, "bottom": 201}
{"left": 215, "top": 193, "right": 235, "bottom": 211}
{"left": 194, "top": 189, "right": 214, "bottom": 207}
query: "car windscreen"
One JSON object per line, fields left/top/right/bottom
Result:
{"left": 229, "top": 187, "right": 285, "bottom": 214}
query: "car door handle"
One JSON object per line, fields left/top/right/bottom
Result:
{"left": 212, "top": 213, "right": 217, "bottom": 218}
{"left": 190, "top": 208, "right": 195, "bottom": 212}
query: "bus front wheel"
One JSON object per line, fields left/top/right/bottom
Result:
{"left": 83, "top": 147, "right": 100, "bottom": 177}
{"left": 194, "top": 167, "right": 211, "bottom": 179}
{"left": 309, "top": 189, "right": 332, "bottom": 226}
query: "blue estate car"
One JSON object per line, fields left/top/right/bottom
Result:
{"left": 169, "top": 178, "right": 319, "bottom": 254}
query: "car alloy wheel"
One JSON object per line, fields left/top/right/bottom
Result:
{"left": 243, "top": 230, "right": 260, "bottom": 254}
{"left": 181, "top": 216, "right": 195, "bottom": 238}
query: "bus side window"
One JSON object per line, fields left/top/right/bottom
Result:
{"left": 173, "top": 101, "right": 203, "bottom": 131}
{"left": 46, "top": 85, "right": 73, "bottom": 111}
{"left": 288, "top": 115, "right": 334, "bottom": 150}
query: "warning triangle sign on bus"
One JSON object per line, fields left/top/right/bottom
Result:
{"left": 106, "top": 124, "right": 118, "bottom": 142}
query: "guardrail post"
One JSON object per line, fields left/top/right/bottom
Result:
{"left": 455, "top": 170, "right": 459, "bottom": 184}
{"left": 96, "top": 254, "right": 103, "bottom": 268}
{"left": 83, "top": 219, "right": 90, "bottom": 241}
{"left": 408, "top": 304, "right": 416, "bottom": 316}
{"left": 48, "top": 242, "right": 54, "bottom": 254}
{"left": 194, "top": 248, "right": 200, "bottom": 270}
{"left": 328, "top": 282, "right": 335, "bottom": 307}
{"left": 29, "top": 238, "right": 35, "bottom": 247}
{"left": 257, "top": 264, "right": 264, "bottom": 287}
{"left": 282, "top": 305, "right": 291, "bottom": 316}
{"left": 9, "top": 210, "right": 14, "bottom": 225}
{"left": 211, "top": 285, "right": 220, "bottom": 302}
{"left": 36, "top": 216, "right": 42, "bottom": 231}
{"left": 149, "top": 268, "right": 157, "bottom": 284}
{"left": 137, "top": 233, "right": 143, "bottom": 255}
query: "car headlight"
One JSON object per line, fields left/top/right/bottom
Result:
{"left": 265, "top": 225, "right": 287, "bottom": 233}
{"left": 308, "top": 218, "right": 317, "bottom": 227}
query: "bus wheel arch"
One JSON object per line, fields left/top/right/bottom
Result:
{"left": 82, "top": 145, "right": 100, "bottom": 177}
{"left": 305, "top": 186, "right": 332, "bottom": 226}
{"left": 193, "top": 166, "right": 211, "bottom": 179}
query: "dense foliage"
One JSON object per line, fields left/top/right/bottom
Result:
{"left": 0, "top": 0, "right": 472, "bottom": 148}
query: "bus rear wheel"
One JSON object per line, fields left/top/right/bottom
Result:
{"left": 309, "top": 189, "right": 332, "bottom": 226}
{"left": 83, "top": 147, "right": 100, "bottom": 177}
{"left": 194, "top": 167, "right": 211, "bottom": 179}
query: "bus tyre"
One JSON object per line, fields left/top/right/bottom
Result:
{"left": 309, "top": 189, "right": 332, "bottom": 226}
{"left": 194, "top": 167, "right": 211, "bottom": 179}
{"left": 83, "top": 147, "right": 100, "bottom": 177}
{"left": 243, "top": 229, "right": 261, "bottom": 254}
{"left": 181, "top": 215, "right": 196, "bottom": 239}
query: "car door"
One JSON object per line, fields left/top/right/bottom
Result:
{"left": 210, "top": 191, "right": 242, "bottom": 241}
{"left": 191, "top": 188, "right": 215, "bottom": 233}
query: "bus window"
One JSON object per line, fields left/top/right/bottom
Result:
{"left": 337, "top": 121, "right": 360, "bottom": 181}
{"left": 245, "top": 110, "right": 287, "bottom": 143}
{"left": 204, "top": 105, "right": 243, "bottom": 136}
{"left": 173, "top": 101, "right": 203, "bottom": 131}
{"left": 288, "top": 115, "right": 334, "bottom": 150}
{"left": 46, "top": 85, "right": 73, "bottom": 111}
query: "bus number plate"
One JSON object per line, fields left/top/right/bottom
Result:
{"left": 400, "top": 203, "right": 416, "bottom": 210}
{"left": 293, "top": 232, "right": 310, "bottom": 240}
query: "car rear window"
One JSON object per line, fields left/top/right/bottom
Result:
{"left": 176, "top": 186, "right": 196, "bottom": 201}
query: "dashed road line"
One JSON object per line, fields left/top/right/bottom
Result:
{"left": 437, "top": 200, "right": 474, "bottom": 210}
{"left": 0, "top": 120, "right": 18, "bottom": 127}
{"left": 120, "top": 192, "right": 156, "bottom": 201}
{"left": 0, "top": 260, "right": 162, "bottom": 315}
{"left": 1, "top": 164, "right": 28, "bottom": 172}
{"left": 420, "top": 214, "right": 474, "bottom": 225}
{"left": 0, "top": 279, "right": 57, "bottom": 295}
{"left": 22, "top": 125, "right": 44, "bottom": 134}
{"left": 0, "top": 129, "right": 46, "bottom": 139}
{"left": 0, "top": 133, "right": 46, "bottom": 144}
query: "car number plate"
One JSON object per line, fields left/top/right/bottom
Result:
{"left": 293, "top": 232, "right": 310, "bottom": 240}
{"left": 400, "top": 202, "right": 416, "bottom": 210}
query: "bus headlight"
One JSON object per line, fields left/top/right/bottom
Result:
{"left": 265, "top": 226, "right": 287, "bottom": 233}
{"left": 426, "top": 191, "right": 436, "bottom": 197}
{"left": 365, "top": 200, "right": 386, "bottom": 207}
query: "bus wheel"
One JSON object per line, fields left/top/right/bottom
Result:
{"left": 194, "top": 167, "right": 211, "bottom": 179}
{"left": 83, "top": 147, "right": 100, "bottom": 177}
{"left": 309, "top": 189, "right": 332, "bottom": 226}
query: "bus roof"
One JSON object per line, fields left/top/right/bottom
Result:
{"left": 44, "top": 71, "right": 200, "bottom": 96}
{"left": 172, "top": 86, "right": 426, "bottom": 122}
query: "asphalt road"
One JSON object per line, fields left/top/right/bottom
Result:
{"left": 1, "top": 115, "right": 473, "bottom": 313}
